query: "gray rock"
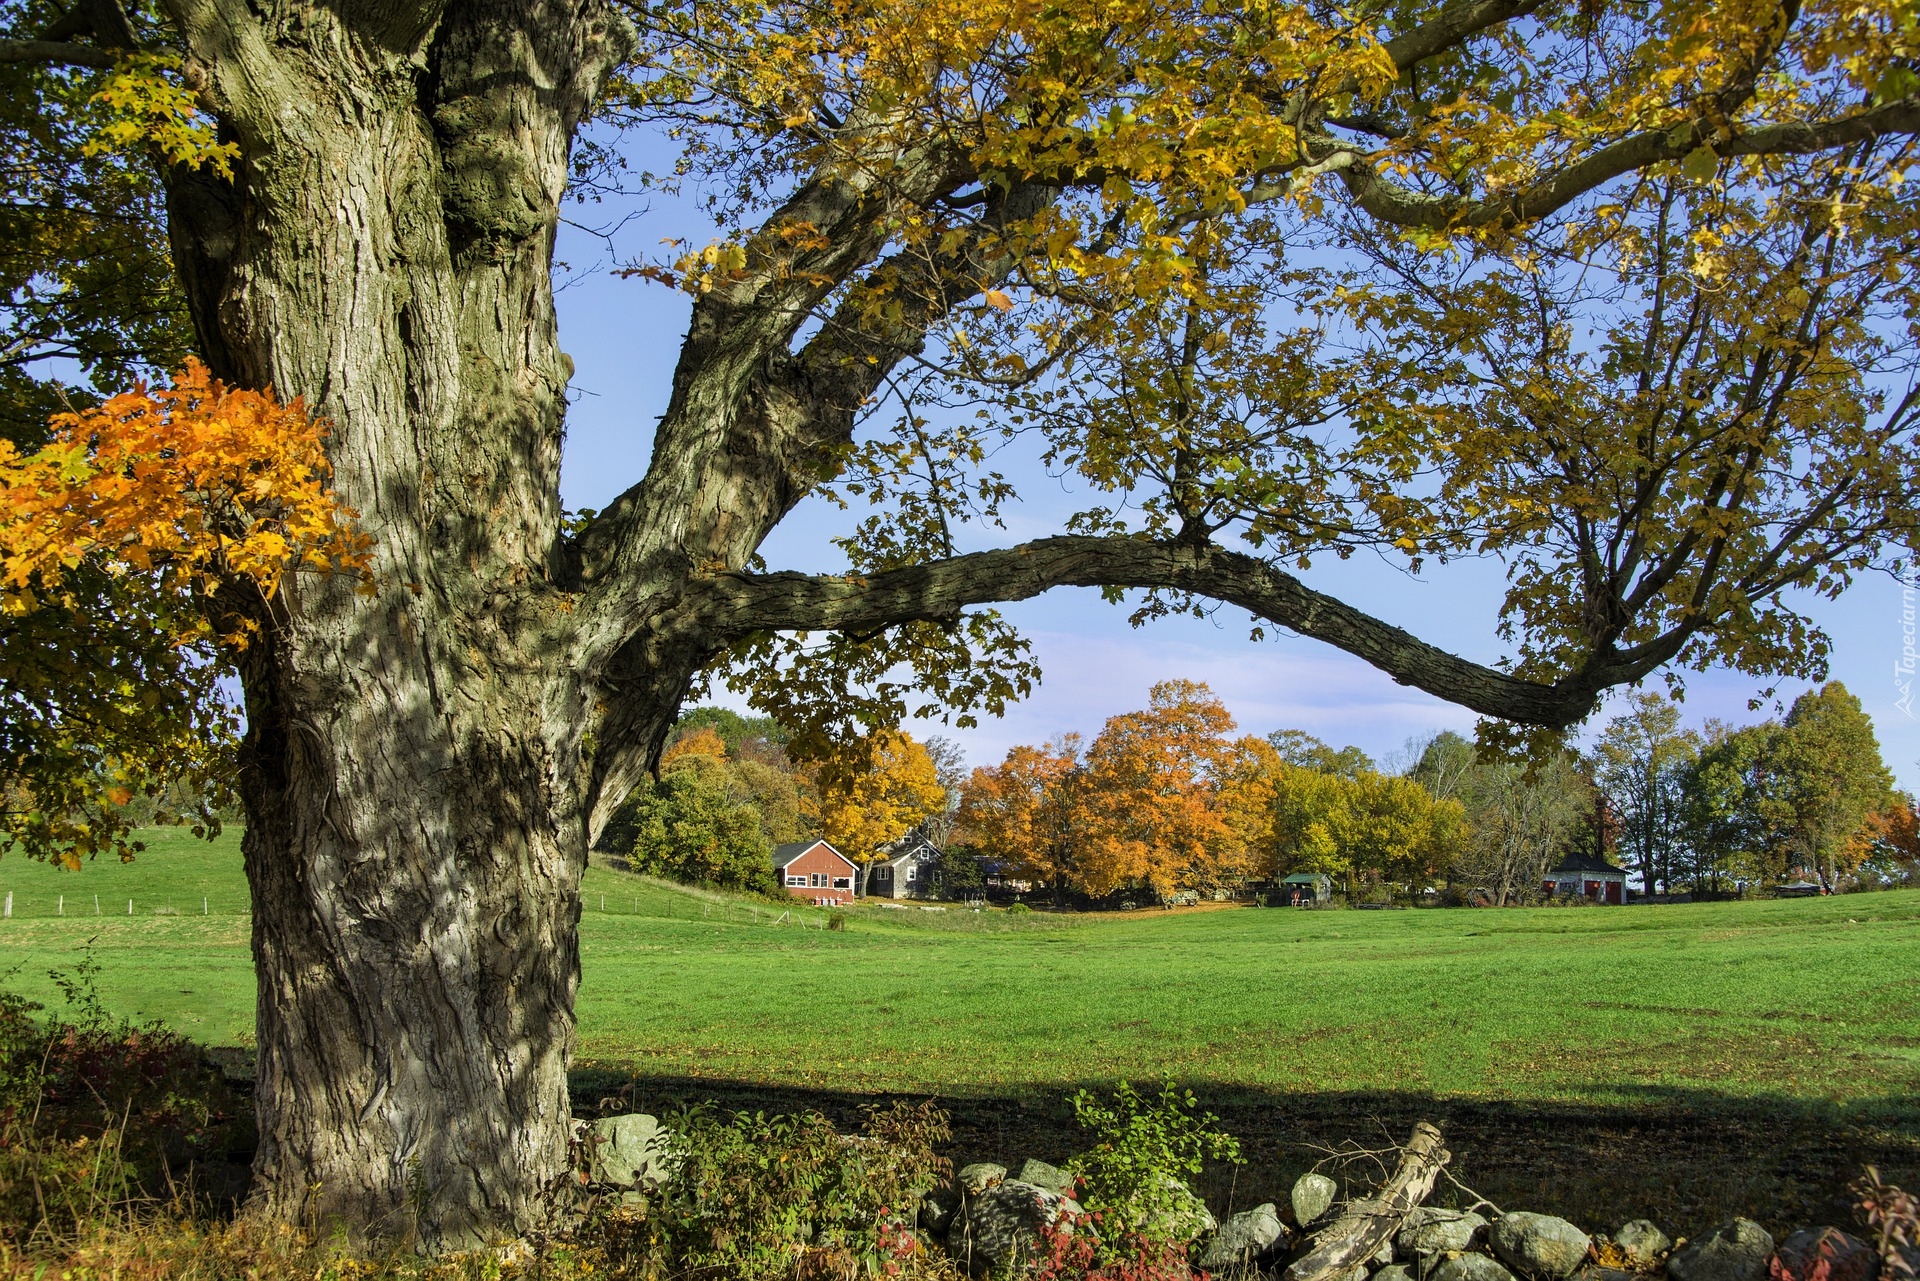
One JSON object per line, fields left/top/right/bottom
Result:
{"left": 953, "top": 1180, "right": 1079, "bottom": 1272}
{"left": 1443, "top": 1259, "right": 1528, "bottom": 1281}
{"left": 1571, "top": 1267, "right": 1642, "bottom": 1281}
{"left": 1493, "top": 1213, "right": 1592, "bottom": 1279}
{"left": 921, "top": 1184, "right": 962, "bottom": 1237}
{"left": 1376, "top": 1265, "right": 1419, "bottom": 1281}
{"left": 1667, "top": 1220, "right": 1775, "bottom": 1281}
{"left": 1615, "top": 1221, "right": 1672, "bottom": 1267}
{"left": 1434, "top": 1255, "right": 1520, "bottom": 1281}
{"left": 1018, "top": 1158, "right": 1073, "bottom": 1195}
{"left": 959, "top": 1162, "right": 1008, "bottom": 1194}
{"left": 588, "top": 1114, "right": 677, "bottom": 1189}
{"left": 1375, "top": 1238, "right": 1399, "bottom": 1265}
{"left": 1399, "top": 1208, "right": 1490, "bottom": 1256}
{"left": 1293, "top": 1172, "right": 1340, "bottom": 1226}
{"left": 1198, "top": 1203, "right": 1287, "bottom": 1271}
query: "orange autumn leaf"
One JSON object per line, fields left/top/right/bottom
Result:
{"left": 0, "top": 359, "right": 369, "bottom": 637}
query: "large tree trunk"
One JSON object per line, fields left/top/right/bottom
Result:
{"left": 164, "top": 0, "right": 638, "bottom": 1248}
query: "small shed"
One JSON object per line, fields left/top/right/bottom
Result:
{"left": 1279, "top": 872, "right": 1331, "bottom": 906}
{"left": 774, "top": 839, "right": 857, "bottom": 906}
{"left": 1543, "top": 852, "right": 1629, "bottom": 904}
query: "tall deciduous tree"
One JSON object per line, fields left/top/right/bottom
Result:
{"left": 5, "top": 0, "right": 1920, "bottom": 1245}
{"left": 1268, "top": 758, "right": 1462, "bottom": 894}
{"left": 1593, "top": 693, "right": 1700, "bottom": 894}
{"left": 1771, "top": 683, "right": 1895, "bottom": 889}
{"left": 1076, "top": 680, "right": 1256, "bottom": 898}
{"left": 626, "top": 754, "right": 780, "bottom": 894}
{"left": 1421, "top": 737, "right": 1591, "bottom": 905}
{"left": 957, "top": 736, "right": 1087, "bottom": 900}
{"left": 1679, "top": 719, "right": 1782, "bottom": 887}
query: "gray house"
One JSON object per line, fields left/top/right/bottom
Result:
{"left": 866, "top": 832, "right": 942, "bottom": 899}
{"left": 1542, "top": 852, "right": 1629, "bottom": 903}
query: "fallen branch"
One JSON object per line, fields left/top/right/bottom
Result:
{"left": 1286, "top": 1122, "right": 1451, "bottom": 1281}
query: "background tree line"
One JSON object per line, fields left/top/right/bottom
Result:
{"left": 946, "top": 681, "right": 1919, "bottom": 906}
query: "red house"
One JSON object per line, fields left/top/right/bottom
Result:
{"left": 775, "top": 839, "right": 858, "bottom": 905}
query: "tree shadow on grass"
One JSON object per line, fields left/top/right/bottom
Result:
{"left": 570, "top": 1068, "right": 1920, "bottom": 1238}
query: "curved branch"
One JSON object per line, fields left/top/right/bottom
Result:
{"left": 700, "top": 535, "right": 1675, "bottom": 726}
{"left": 1381, "top": 0, "right": 1550, "bottom": 72}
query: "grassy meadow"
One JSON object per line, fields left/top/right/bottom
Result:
{"left": 2, "top": 828, "right": 1917, "bottom": 1229}
{"left": 0, "top": 826, "right": 1915, "bottom": 1106}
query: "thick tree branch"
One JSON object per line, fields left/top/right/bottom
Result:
{"left": 1381, "top": 0, "right": 1550, "bottom": 72}
{"left": 700, "top": 536, "right": 1675, "bottom": 726}
{"left": 572, "top": 175, "right": 1051, "bottom": 670}
{"left": 0, "top": 38, "right": 117, "bottom": 66}
{"left": 1340, "top": 100, "right": 1920, "bottom": 230}
{"left": 574, "top": 134, "right": 973, "bottom": 591}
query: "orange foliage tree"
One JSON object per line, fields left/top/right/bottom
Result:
{"left": 807, "top": 729, "right": 947, "bottom": 892}
{"left": 1075, "top": 680, "right": 1266, "bottom": 899}
{"left": 0, "top": 361, "right": 365, "bottom": 862}
{"left": 956, "top": 735, "right": 1086, "bottom": 900}
{"left": 1850, "top": 793, "right": 1920, "bottom": 882}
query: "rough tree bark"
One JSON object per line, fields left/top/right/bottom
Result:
{"left": 162, "top": 0, "right": 640, "bottom": 1247}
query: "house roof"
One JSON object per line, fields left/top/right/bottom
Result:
{"left": 773, "top": 839, "right": 854, "bottom": 871}
{"left": 878, "top": 835, "right": 940, "bottom": 867}
{"left": 1281, "top": 872, "right": 1330, "bottom": 884}
{"left": 1549, "top": 851, "right": 1628, "bottom": 876}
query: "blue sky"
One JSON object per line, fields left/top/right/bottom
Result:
{"left": 550, "top": 216, "right": 1920, "bottom": 789}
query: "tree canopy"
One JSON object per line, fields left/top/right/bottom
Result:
{"left": 4, "top": 0, "right": 1920, "bottom": 1245}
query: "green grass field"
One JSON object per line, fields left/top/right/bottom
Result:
{"left": 3, "top": 826, "right": 1915, "bottom": 1108}
{"left": 2, "top": 829, "right": 1917, "bottom": 1230}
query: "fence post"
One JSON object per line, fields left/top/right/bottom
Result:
{"left": 203, "top": 897, "right": 208, "bottom": 915}
{"left": 58, "top": 894, "right": 63, "bottom": 916}
{"left": 127, "top": 899, "right": 132, "bottom": 915}
{"left": 93, "top": 894, "right": 99, "bottom": 915}
{"left": 3, "top": 892, "right": 10, "bottom": 919}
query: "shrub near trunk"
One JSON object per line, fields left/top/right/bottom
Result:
{"left": 0, "top": 983, "right": 245, "bottom": 1244}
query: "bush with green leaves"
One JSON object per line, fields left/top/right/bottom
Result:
{"left": 1064, "top": 1081, "right": 1240, "bottom": 1255}
{"left": 605, "top": 1101, "right": 948, "bottom": 1279}
{"left": 626, "top": 764, "right": 780, "bottom": 895}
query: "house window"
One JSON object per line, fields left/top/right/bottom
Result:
{"left": 832, "top": 877, "right": 850, "bottom": 890}
{"left": 787, "top": 875, "right": 806, "bottom": 887}
{"left": 810, "top": 872, "right": 824, "bottom": 888}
